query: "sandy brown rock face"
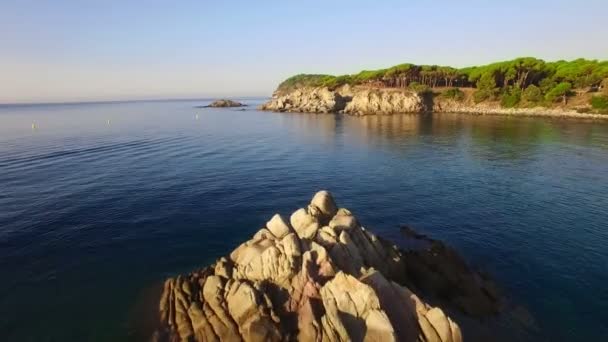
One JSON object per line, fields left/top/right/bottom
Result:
{"left": 153, "top": 191, "right": 464, "bottom": 342}
{"left": 343, "top": 89, "right": 426, "bottom": 115}
{"left": 259, "top": 87, "right": 427, "bottom": 115}
{"left": 259, "top": 87, "right": 351, "bottom": 113}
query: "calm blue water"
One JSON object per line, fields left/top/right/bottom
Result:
{"left": 0, "top": 99, "right": 607, "bottom": 341}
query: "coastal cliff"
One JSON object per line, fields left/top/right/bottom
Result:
{"left": 152, "top": 191, "right": 500, "bottom": 341}
{"left": 260, "top": 86, "right": 428, "bottom": 115}
{"left": 260, "top": 86, "right": 608, "bottom": 119}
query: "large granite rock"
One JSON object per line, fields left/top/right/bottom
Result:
{"left": 259, "top": 86, "right": 427, "bottom": 115}
{"left": 344, "top": 89, "right": 426, "bottom": 115}
{"left": 259, "top": 87, "right": 351, "bottom": 113}
{"left": 152, "top": 191, "right": 476, "bottom": 342}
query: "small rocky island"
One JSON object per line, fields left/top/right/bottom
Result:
{"left": 198, "top": 99, "right": 247, "bottom": 108}
{"left": 151, "top": 191, "right": 500, "bottom": 341}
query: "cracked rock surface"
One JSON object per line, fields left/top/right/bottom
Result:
{"left": 153, "top": 191, "right": 463, "bottom": 342}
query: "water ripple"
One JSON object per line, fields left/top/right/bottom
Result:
{"left": 0, "top": 104, "right": 607, "bottom": 341}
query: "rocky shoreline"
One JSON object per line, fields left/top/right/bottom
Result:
{"left": 151, "top": 191, "right": 501, "bottom": 341}
{"left": 259, "top": 86, "right": 608, "bottom": 120}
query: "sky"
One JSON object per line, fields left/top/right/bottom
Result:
{"left": 1, "top": 0, "right": 607, "bottom": 103}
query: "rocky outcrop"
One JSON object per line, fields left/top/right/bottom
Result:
{"left": 260, "top": 86, "right": 427, "bottom": 115}
{"left": 200, "top": 100, "right": 246, "bottom": 108}
{"left": 152, "top": 191, "right": 470, "bottom": 342}
{"left": 260, "top": 87, "right": 608, "bottom": 119}
{"left": 259, "top": 87, "right": 351, "bottom": 113}
{"left": 344, "top": 89, "right": 427, "bottom": 115}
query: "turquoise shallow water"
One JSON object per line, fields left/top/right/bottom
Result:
{"left": 0, "top": 99, "right": 607, "bottom": 341}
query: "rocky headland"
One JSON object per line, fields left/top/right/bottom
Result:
{"left": 260, "top": 58, "right": 608, "bottom": 119}
{"left": 151, "top": 191, "right": 501, "bottom": 341}
{"left": 259, "top": 86, "right": 608, "bottom": 119}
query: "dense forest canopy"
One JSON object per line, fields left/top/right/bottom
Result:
{"left": 277, "top": 58, "right": 608, "bottom": 110}
{"left": 279, "top": 58, "right": 608, "bottom": 91}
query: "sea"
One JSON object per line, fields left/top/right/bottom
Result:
{"left": 1, "top": 99, "right": 607, "bottom": 341}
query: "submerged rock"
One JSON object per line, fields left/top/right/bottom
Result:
{"left": 152, "top": 191, "right": 486, "bottom": 341}
{"left": 398, "top": 225, "right": 501, "bottom": 317}
{"left": 199, "top": 99, "right": 247, "bottom": 108}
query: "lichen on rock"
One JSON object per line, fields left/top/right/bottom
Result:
{"left": 152, "top": 191, "right": 472, "bottom": 342}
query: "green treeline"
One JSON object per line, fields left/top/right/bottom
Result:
{"left": 279, "top": 58, "right": 608, "bottom": 110}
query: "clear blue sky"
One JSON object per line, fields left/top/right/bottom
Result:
{"left": 1, "top": 0, "right": 607, "bottom": 103}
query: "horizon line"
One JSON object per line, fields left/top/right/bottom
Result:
{"left": 0, "top": 95, "right": 271, "bottom": 107}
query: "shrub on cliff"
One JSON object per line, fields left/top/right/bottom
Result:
{"left": 320, "top": 75, "right": 353, "bottom": 89}
{"left": 409, "top": 82, "right": 431, "bottom": 94}
{"left": 278, "top": 74, "right": 336, "bottom": 91}
{"left": 590, "top": 95, "right": 608, "bottom": 110}
{"left": 353, "top": 69, "right": 387, "bottom": 83}
{"left": 545, "top": 82, "right": 572, "bottom": 104}
{"left": 522, "top": 85, "right": 543, "bottom": 104}
{"left": 500, "top": 87, "right": 522, "bottom": 108}
{"left": 473, "top": 91, "right": 489, "bottom": 103}
{"left": 443, "top": 88, "right": 465, "bottom": 101}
